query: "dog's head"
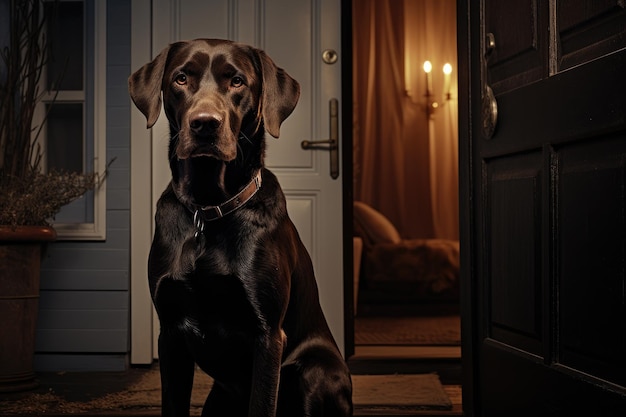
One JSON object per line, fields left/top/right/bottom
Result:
{"left": 129, "top": 39, "right": 300, "bottom": 163}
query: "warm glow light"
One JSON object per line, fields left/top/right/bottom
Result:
{"left": 443, "top": 63, "right": 452, "bottom": 75}
{"left": 423, "top": 60, "right": 432, "bottom": 73}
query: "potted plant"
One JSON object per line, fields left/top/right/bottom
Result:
{"left": 0, "top": 0, "right": 97, "bottom": 392}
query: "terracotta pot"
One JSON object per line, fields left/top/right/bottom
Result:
{"left": 0, "top": 226, "right": 56, "bottom": 392}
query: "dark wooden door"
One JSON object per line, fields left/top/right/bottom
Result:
{"left": 458, "top": 1, "right": 626, "bottom": 415}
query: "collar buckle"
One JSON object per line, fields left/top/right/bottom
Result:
{"left": 192, "top": 170, "right": 262, "bottom": 235}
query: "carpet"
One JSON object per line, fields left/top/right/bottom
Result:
{"left": 355, "top": 315, "right": 461, "bottom": 346}
{"left": 0, "top": 367, "right": 452, "bottom": 415}
{"left": 352, "top": 373, "right": 452, "bottom": 411}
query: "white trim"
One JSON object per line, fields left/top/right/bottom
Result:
{"left": 130, "top": 0, "right": 155, "bottom": 365}
{"left": 51, "top": 0, "right": 107, "bottom": 241}
{"left": 42, "top": 91, "right": 86, "bottom": 102}
{"left": 150, "top": 0, "right": 172, "bottom": 361}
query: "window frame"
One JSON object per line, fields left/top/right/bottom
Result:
{"left": 37, "top": 0, "right": 107, "bottom": 240}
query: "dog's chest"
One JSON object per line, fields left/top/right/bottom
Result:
{"left": 156, "top": 270, "right": 259, "bottom": 346}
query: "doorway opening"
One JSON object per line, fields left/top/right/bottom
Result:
{"left": 348, "top": 0, "right": 460, "bottom": 381}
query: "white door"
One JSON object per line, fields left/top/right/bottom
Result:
{"left": 130, "top": 0, "right": 345, "bottom": 363}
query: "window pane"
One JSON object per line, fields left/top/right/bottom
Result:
{"left": 46, "top": 1, "right": 84, "bottom": 91}
{"left": 46, "top": 103, "right": 83, "bottom": 173}
{"left": 54, "top": 189, "right": 94, "bottom": 224}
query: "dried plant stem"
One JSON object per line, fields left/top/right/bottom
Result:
{"left": 0, "top": 0, "right": 98, "bottom": 227}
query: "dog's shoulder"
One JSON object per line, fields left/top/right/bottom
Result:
{"left": 155, "top": 183, "right": 189, "bottom": 222}
{"left": 243, "top": 168, "right": 288, "bottom": 224}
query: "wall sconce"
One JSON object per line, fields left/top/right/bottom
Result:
{"left": 423, "top": 60, "right": 452, "bottom": 119}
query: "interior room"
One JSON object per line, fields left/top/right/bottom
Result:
{"left": 350, "top": 0, "right": 461, "bottom": 371}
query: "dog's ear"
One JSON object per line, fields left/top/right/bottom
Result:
{"left": 128, "top": 46, "right": 171, "bottom": 129}
{"left": 256, "top": 49, "right": 300, "bottom": 138}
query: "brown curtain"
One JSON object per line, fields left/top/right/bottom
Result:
{"left": 353, "top": 0, "right": 459, "bottom": 240}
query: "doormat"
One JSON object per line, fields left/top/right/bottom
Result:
{"left": 352, "top": 373, "right": 452, "bottom": 411}
{"left": 355, "top": 315, "right": 461, "bottom": 346}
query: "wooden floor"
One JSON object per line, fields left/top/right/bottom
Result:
{"left": 354, "top": 345, "right": 461, "bottom": 360}
{"left": 349, "top": 344, "right": 462, "bottom": 383}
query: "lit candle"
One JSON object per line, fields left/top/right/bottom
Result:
{"left": 423, "top": 60, "right": 432, "bottom": 95}
{"left": 443, "top": 63, "right": 452, "bottom": 99}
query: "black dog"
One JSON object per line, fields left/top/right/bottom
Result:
{"left": 129, "top": 39, "right": 352, "bottom": 417}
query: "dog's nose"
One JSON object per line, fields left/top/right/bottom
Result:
{"left": 189, "top": 112, "right": 222, "bottom": 136}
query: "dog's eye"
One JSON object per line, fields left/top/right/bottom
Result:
{"left": 231, "top": 76, "right": 244, "bottom": 88}
{"left": 175, "top": 73, "right": 187, "bottom": 86}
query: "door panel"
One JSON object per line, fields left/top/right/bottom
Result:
{"left": 459, "top": 0, "right": 626, "bottom": 414}
{"left": 484, "top": 0, "right": 548, "bottom": 94}
{"left": 486, "top": 152, "right": 543, "bottom": 357}
{"left": 559, "top": 0, "right": 626, "bottom": 69}
{"left": 558, "top": 136, "right": 626, "bottom": 387}
{"left": 262, "top": 0, "right": 315, "bottom": 170}
{"left": 481, "top": 341, "right": 626, "bottom": 415}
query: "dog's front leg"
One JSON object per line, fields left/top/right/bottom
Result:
{"left": 159, "top": 331, "right": 195, "bottom": 417}
{"left": 249, "top": 330, "right": 285, "bottom": 417}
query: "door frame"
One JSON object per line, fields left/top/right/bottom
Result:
{"left": 130, "top": 0, "right": 155, "bottom": 365}
{"left": 131, "top": 0, "right": 469, "bottom": 372}
{"left": 457, "top": 0, "right": 476, "bottom": 413}
{"left": 340, "top": 0, "right": 355, "bottom": 360}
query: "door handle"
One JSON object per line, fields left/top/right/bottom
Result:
{"left": 482, "top": 33, "right": 498, "bottom": 139}
{"left": 301, "top": 98, "right": 339, "bottom": 179}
